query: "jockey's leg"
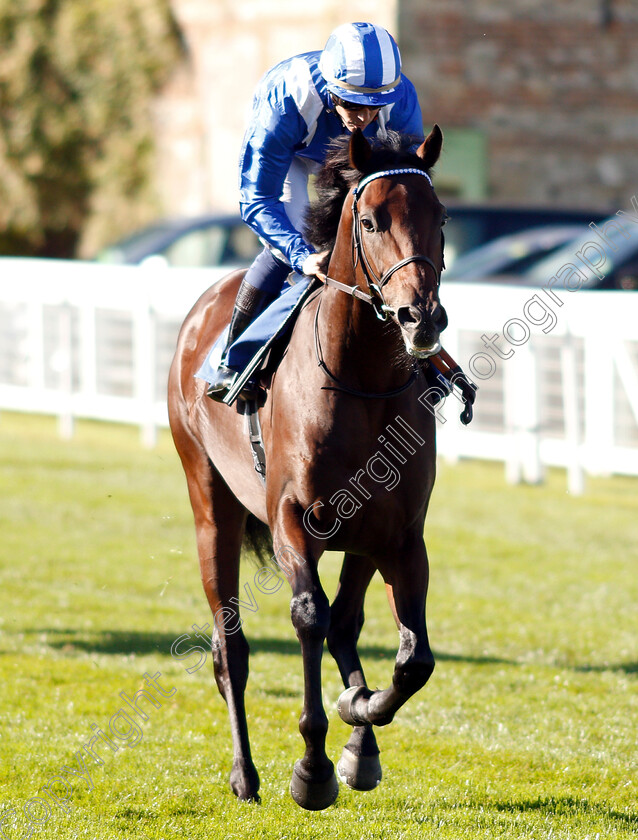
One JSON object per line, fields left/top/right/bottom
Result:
{"left": 206, "top": 248, "right": 289, "bottom": 400}
{"left": 207, "top": 155, "right": 318, "bottom": 401}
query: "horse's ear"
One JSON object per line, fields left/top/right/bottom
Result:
{"left": 417, "top": 124, "right": 443, "bottom": 170}
{"left": 349, "top": 128, "right": 372, "bottom": 171}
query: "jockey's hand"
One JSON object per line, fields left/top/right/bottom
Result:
{"left": 302, "top": 251, "right": 330, "bottom": 277}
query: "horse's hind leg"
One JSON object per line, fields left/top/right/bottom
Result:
{"left": 172, "top": 424, "right": 259, "bottom": 802}
{"left": 327, "top": 553, "right": 382, "bottom": 791}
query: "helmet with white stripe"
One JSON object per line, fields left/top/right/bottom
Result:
{"left": 319, "top": 22, "right": 403, "bottom": 107}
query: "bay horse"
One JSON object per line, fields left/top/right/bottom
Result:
{"left": 168, "top": 126, "right": 448, "bottom": 810}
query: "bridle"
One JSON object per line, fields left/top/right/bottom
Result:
{"left": 351, "top": 167, "right": 441, "bottom": 321}
{"left": 314, "top": 166, "right": 442, "bottom": 399}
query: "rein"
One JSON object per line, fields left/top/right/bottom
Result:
{"left": 313, "top": 298, "right": 420, "bottom": 399}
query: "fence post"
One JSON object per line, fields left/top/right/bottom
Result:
{"left": 560, "top": 331, "right": 584, "bottom": 495}
{"left": 132, "top": 294, "right": 157, "bottom": 448}
{"left": 503, "top": 340, "right": 543, "bottom": 485}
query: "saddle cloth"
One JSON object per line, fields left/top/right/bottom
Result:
{"left": 196, "top": 276, "right": 315, "bottom": 397}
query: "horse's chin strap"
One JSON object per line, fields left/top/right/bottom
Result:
{"left": 315, "top": 253, "right": 439, "bottom": 319}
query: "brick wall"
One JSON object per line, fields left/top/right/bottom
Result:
{"left": 153, "top": 2, "right": 637, "bottom": 216}
{"left": 398, "top": 0, "right": 638, "bottom": 209}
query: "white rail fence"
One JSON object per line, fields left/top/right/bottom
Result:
{"left": 1, "top": 258, "right": 637, "bottom": 492}
{"left": 0, "top": 258, "right": 218, "bottom": 447}
{"left": 437, "top": 282, "right": 638, "bottom": 493}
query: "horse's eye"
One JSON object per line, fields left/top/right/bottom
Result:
{"left": 360, "top": 218, "right": 375, "bottom": 232}
{"left": 441, "top": 214, "right": 450, "bottom": 227}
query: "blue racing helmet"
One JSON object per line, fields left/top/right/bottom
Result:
{"left": 319, "top": 22, "right": 403, "bottom": 107}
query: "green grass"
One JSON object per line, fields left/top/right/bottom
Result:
{"left": 0, "top": 411, "right": 636, "bottom": 839}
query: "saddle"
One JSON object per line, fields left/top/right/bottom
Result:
{"left": 196, "top": 276, "right": 317, "bottom": 408}
{"left": 195, "top": 278, "right": 319, "bottom": 485}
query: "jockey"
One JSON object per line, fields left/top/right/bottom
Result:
{"left": 207, "top": 21, "right": 425, "bottom": 401}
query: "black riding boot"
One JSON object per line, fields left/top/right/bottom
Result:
{"left": 206, "top": 280, "right": 274, "bottom": 402}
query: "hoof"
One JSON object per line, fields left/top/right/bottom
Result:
{"left": 290, "top": 760, "right": 339, "bottom": 810}
{"left": 337, "top": 747, "right": 382, "bottom": 791}
{"left": 230, "top": 761, "right": 260, "bottom": 802}
{"left": 337, "top": 685, "right": 369, "bottom": 726}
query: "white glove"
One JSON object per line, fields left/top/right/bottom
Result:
{"left": 302, "top": 251, "right": 330, "bottom": 277}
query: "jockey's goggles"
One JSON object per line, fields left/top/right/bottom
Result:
{"left": 331, "top": 95, "right": 382, "bottom": 112}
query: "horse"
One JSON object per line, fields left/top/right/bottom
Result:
{"left": 168, "top": 125, "right": 448, "bottom": 810}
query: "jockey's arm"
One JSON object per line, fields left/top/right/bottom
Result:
{"left": 239, "top": 105, "right": 316, "bottom": 274}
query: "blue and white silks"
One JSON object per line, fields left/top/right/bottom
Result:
{"left": 197, "top": 45, "right": 424, "bottom": 387}
{"left": 238, "top": 50, "right": 424, "bottom": 274}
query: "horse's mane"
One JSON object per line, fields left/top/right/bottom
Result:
{"left": 304, "top": 130, "right": 429, "bottom": 255}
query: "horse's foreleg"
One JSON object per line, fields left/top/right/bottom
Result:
{"left": 174, "top": 425, "right": 259, "bottom": 802}
{"left": 327, "top": 553, "right": 382, "bottom": 791}
{"left": 337, "top": 534, "right": 434, "bottom": 728}
{"left": 273, "top": 500, "right": 338, "bottom": 811}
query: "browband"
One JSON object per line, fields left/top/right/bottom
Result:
{"left": 354, "top": 168, "right": 432, "bottom": 197}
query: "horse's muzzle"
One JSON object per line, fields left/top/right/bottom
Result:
{"left": 396, "top": 303, "right": 447, "bottom": 358}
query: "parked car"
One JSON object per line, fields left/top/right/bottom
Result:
{"left": 519, "top": 212, "right": 638, "bottom": 290}
{"left": 442, "top": 203, "right": 606, "bottom": 269}
{"left": 446, "top": 212, "right": 638, "bottom": 291}
{"left": 95, "top": 214, "right": 262, "bottom": 268}
{"left": 443, "top": 225, "right": 586, "bottom": 282}
{"left": 95, "top": 203, "right": 608, "bottom": 272}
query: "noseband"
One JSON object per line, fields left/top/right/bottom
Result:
{"left": 351, "top": 168, "right": 440, "bottom": 320}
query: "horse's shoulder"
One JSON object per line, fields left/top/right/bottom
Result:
{"left": 184, "top": 270, "right": 244, "bottom": 329}
{"left": 176, "top": 270, "right": 246, "bottom": 368}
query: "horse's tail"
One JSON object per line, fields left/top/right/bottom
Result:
{"left": 243, "top": 514, "right": 274, "bottom": 567}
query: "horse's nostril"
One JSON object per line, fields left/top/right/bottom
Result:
{"left": 397, "top": 305, "right": 421, "bottom": 329}
{"left": 433, "top": 304, "right": 448, "bottom": 331}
